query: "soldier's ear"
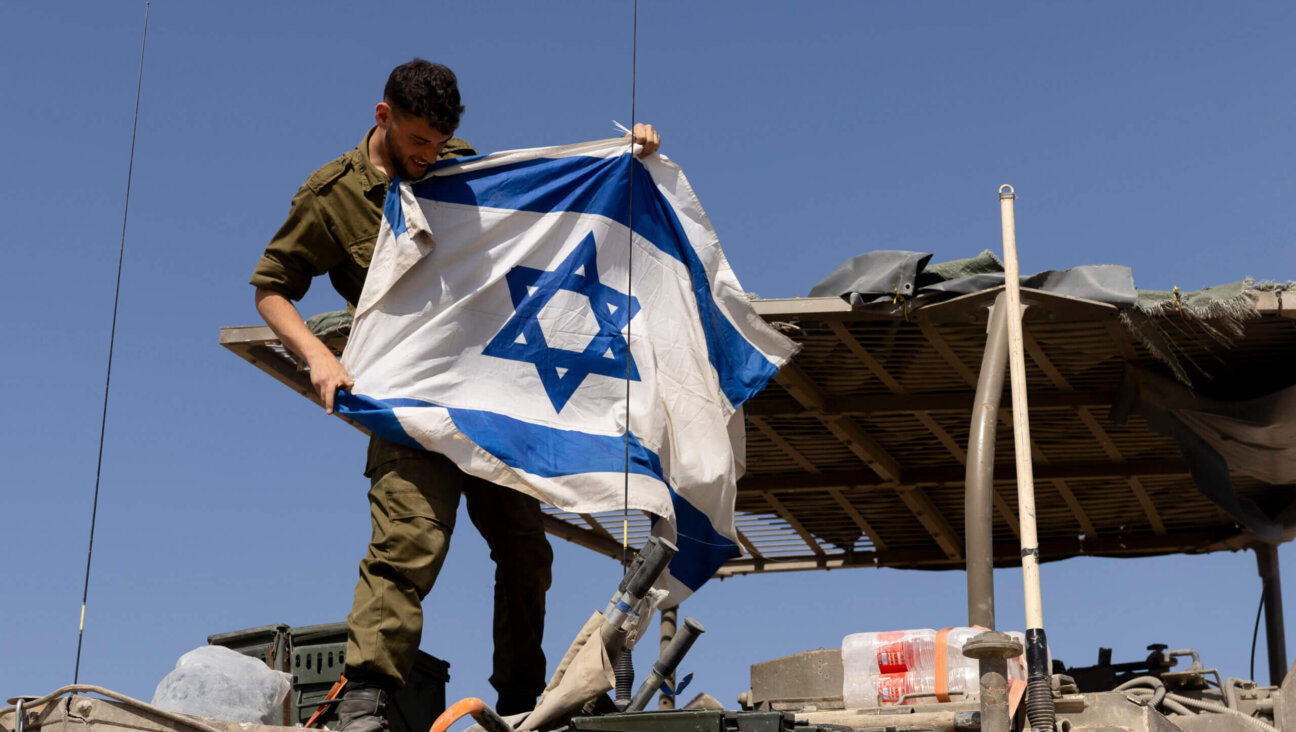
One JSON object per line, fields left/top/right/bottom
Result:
{"left": 375, "top": 102, "right": 392, "bottom": 128}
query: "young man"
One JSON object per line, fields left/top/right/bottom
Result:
{"left": 250, "top": 59, "right": 660, "bottom": 732}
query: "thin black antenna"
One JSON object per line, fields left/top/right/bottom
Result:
{"left": 621, "top": 0, "right": 639, "bottom": 571}
{"left": 614, "top": 2, "right": 643, "bottom": 710}
{"left": 75, "top": 1, "right": 150, "bottom": 685}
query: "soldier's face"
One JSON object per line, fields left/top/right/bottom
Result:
{"left": 377, "top": 103, "right": 453, "bottom": 180}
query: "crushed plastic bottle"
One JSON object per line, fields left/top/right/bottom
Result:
{"left": 151, "top": 645, "right": 292, "bottom": 724}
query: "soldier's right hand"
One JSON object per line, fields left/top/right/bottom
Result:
{"left": 307, "top": 353, "right": 355, "bottom": 415}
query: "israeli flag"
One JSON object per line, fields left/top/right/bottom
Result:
{"left": 336, "top": 138, "right": 798, "bottom": 601}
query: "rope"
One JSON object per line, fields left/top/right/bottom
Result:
{"left": 1, "top": 685, "right": 225, "bottom": 732}
{"left": 75, "top": 1, "right": 150, "bottom": 685}
{"left": 620, "top": 0, "right": 639, "bottom": 571}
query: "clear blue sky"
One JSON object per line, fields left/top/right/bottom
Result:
{"left": 3, "top": 0, "right": 1295, "bottom": 711}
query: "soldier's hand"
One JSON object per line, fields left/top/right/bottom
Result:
{"left": 307, "top": 352, "right": 355, "bottom": 415}
{"left": 628, "top": 123, "right": 660, "bottom": 158}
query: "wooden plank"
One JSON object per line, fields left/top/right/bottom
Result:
{"left": 916, "top": 412, "right": 966, "bottom": 464}
{"left": 828, "top": 321, "right": 906, "bottom": 392}
{"left": 919, "top": 321, "right": 980, "bottom": 386}
{"left": 1129, "top": 477, "right": 1167, "bottom": 535}
{"left": 751, "top": 297, "right": 855, "bottom": 319}
{"left": 993, "top": 489, "right": 1021, "bottom": 540}
{"left": 917, "top": 318, "right": 1058, "bottom": 478}
{"left": 1021, "top": 330, "right": 1166, "bottom": 535}
{"left": 822, "top": 415, "right": 903, "bottom": 482}
{"left": 894, "top": 486, "right": 964, "bottom": 560}
{"left": 827, "top": 321, "right": 968, "bottom": 465}
{"left": 1021, "top": 330, "right": 1071, "bottom": 391}
{"left": 737, "top": 459, "right": 1190, "bottom": 492}
{"left": 1103, "top": 318, "right": 1141, "bottom": 360}
{"left": 745, "top": 389, "right": 1118, "bottom": 417}
{"left": 1077, "top": 407, "right": 1124, "bottom": 461}
{"left": 542, "top": 514, "right": 628, "bottom": 560}
{"left": 774, "top": 362, "right": 904, "bottom": 482}
{"left": 735, "top": 528, "right": 764, "bottom": 559}
{"left": 713, "top": 529, "right": 1235, "bottom": 577}
{"left": 237, "top": 344, "right": 315, "bottom": 401}
{"left": 772, "top": 363, "right": 827, "bottom": 412}
{"left": 219, "top": 324, "right": 279, "bottom": 345}
{"left": 578, "top": 513, "right": 616, "bottom": 542}
{"left": 763, "top": 492, "right": 826, "bottom": 556}
{"left": 1250, "top": 290, "right": 1296, "bottom": 318}
{"left": 750, "top": 415, "right": 819, "bottom": 474}
{"left": 828, "top": 488, "right": 888, "bottom": 551}
{"left": 1052, "top": 479, "right": 1097, "bottom": 538}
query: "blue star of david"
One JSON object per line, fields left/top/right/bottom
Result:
{"left": 483, "top": 232, "right": 641, "bottom": 413}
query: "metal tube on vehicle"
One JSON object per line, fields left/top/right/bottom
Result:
{"left": 596, "top": 536, "right": 679, "bottom": 697}
{"left": 1255, "top": 542, "right": 1289, "bottom": 684}
{"left": 628, "top": 617, "right": 705, "bottom": 711}
{"left": 965, "top": 292, "right": 1010, "bottom": 630}
{"left": 998, "top": 185, "right": 1054, "bottom": 732}
{"left": 658, "top": 606, "right": 679, "bottom": 709}
{"left": 964, "top": 631, "right": 1023, "bottom": 732}
{"left": 603, "top": 537, "right": 677, "bottom": 630}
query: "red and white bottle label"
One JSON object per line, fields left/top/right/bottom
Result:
{"left": 875, "top": 631, "right": 906, "bottom": 673}
{"left": 876, "top": 674, "right": 906, "bottom": 704}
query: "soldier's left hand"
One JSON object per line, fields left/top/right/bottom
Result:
{"left": 629, "top": 123, "right": 661, "bottom": 158}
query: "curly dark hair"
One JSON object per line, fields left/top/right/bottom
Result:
{"left": 383, "top": 58, "right": 464, "bottom": 134}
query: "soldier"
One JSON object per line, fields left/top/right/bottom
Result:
{"left": 250, "top": 58, "right": 659, "bottom": 732}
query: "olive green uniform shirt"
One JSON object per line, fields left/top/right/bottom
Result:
{"left": 250, "top": 128, "right": 476, "bottom": 308}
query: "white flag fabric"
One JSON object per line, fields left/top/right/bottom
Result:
{"left": 336, "top": 138, "right": 798, "bottom": 601}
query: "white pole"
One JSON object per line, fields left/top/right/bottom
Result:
{"left": 998, "top": 184, "right": 1042, "bottom": 628}
{"left": 999, "top": 184, "right": 1054, "bottom": 731}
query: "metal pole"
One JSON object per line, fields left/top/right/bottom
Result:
{"left": 659, "top": 606, "right": 678, "bottom": 709}
{"left": 966, "top": 293, "right": 1011, "bottom": 630}
{"left": 629, "top": 617, "right": 705, "bottom": 711}
{"left": 999, "top": 185, "right": 1054, "bottom": 731}
{"left": 1255, "top": 543, "right": 1289, "bottom": 685}
{"left": 964, "top": 632, "right": 1023, "bottom": 732}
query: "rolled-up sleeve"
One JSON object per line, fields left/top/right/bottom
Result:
{"left": 250, "top": 185, "right": 345, "bottom": 301}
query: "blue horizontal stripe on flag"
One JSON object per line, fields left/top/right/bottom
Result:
{"left": 337, "top": 392, "right": 736, "bottom": 587}
{"left": 666, "top": 488, "right": 741, "bottom": 591}
{"left": 334, "top": 392, "right": 664, "bottom": 480}
{"left": 412, "top": 154, "right": 779, "bottom": 408}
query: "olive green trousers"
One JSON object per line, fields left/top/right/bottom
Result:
{"left": 344, "top": 436, "right": 553, "bottom": 706}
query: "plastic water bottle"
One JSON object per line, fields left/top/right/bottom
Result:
{"left": 865, "top": 666, "right": 982, "bottom": 706}
{"left": 842, "top": 628, "right": 1028, "bottom": 708}
{"left": 842, "top": 628, "right": 980, "bottom": 676}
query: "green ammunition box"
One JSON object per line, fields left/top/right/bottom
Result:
{"left": 208, "top": 621, "right": 448, "bottom": 731}
{"left": 290, "top": 622, "right": 450, "bottom": 732}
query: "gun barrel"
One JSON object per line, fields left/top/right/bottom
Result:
{"left": 627, "top": 616, "right": 705, "bottom": 711}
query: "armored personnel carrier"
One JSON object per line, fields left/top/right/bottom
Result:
{"left": 7, "top": 251, "right": 1294, "bottom": 732}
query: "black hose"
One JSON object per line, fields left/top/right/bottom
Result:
{"left": 614, "top": 646, "right": 635, "bottom": 710}
{"left": 1024, "top": 629, "right": 1054, "bottom": 732}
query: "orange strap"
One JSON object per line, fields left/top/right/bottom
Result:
{"left": 934, "top": 627, "right": 952, "bottom": 702}
{"left": 304, "top": 674, "right": 348, "bottom": 729}
{"left": 1008, "top": 678, "right": 1027, "bottom": 718}
{"left": 431, "top": 698, "right": 487, "bottom": 732}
